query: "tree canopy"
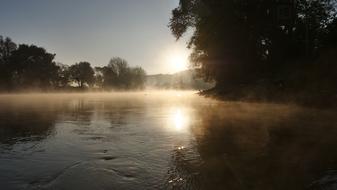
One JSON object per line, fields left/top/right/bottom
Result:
{"left": 0, "top": 35, "right": 147, "bottom": 91}
{"left": 169, "top": 0, "right": 337, "bottom": 88}
{"left": 0, "top": 37, "right": 17, "bottom": 89}
{"left": 98, "top": 57, "right": 146, "bottom": 90}
{"left": 9, "top": 44, "right": 59, "bottom": 89}
{"left": 69, "top": 62, "right": 95, "bottom": 88}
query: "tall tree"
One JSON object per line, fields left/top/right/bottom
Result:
{"left": 129, "top": 67, "right": 147, "bottom": 89}
{"left": 69, "top": 62, "right": 95, "bottom": 88}
{"left": 9, "top": 44, "right": 58, "bottom": 89}
{"left": 94, "top": 67, "right": 104, "bottom": 88}
{"left": 102, "top": 57, "right": 129, "bottom": 89}
{"left": 0, "top": 36, "right": 17, "bottom": 89}
{"left": 56, "top": 63, "right": 70, "bottom": 88}
{"left": 100, "top": 57, "right": 147, "bottom": 90}
{"left": 169, "top": 0, "right": 337, "bottom": 88}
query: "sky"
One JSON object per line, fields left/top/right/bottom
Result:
{"left": 0, "top": 0, "right": 192, "bottom": 74}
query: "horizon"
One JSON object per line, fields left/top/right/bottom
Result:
{"left": 0, "top": 0, "right": 192, "bottom": 75}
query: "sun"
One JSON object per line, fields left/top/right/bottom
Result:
{"left": 160, "top": 44, "right": 191, "bottom": 74}
{"left": 168, "top": 52, "right": 189, "bottom": 73}
{"left": 170, "top": 54, "right": 187, "bottom": 72}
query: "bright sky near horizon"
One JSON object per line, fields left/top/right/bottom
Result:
{"left": 0, "top": 0, "right": 192, "bottom": 74}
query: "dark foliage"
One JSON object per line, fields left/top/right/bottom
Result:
{"left": 0, "top": 36, "right": 147, "bottom": 91}
{"left": 69, "top": 62, "right": 95, "bottom": 88}
{"left": 9, "top": 44, "right": 59, "bottom": 90}
{"left": 96, "top": 57, "right": 146, "bottom": 90}
{"left": 0, "top": 36, "right": 17, "bottom": 90}
{"left": 169, "top": 0, "right": 337, "bottom": 104}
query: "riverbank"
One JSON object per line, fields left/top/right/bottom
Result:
{"left": 200, "top": 87, "right": 337, "bottom": 109}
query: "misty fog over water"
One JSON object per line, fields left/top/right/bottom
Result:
{"left": 0, "top": 91, "right": 337, "bottom": 190}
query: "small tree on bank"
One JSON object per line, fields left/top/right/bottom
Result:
{"left": 69, "top": 62, "right": 95, "bottom": 88}
{"left": 99, "top": 57, "right": 147, "bottom": 90}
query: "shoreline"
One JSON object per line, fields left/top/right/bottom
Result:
{"left": 199, "top": 87, "right": 337, "bottom": 110}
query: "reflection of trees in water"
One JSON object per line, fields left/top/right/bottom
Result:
{"left": 104, "top": 107, "right": 129, "bottom": 127}
{"left": 0, "top": 98, "right": 95, "bottom": 149}
{"left": 169, "top": 103, "right": 337, "bottom": 190}
{"left": 60, "top": 99, "right": 99, "bottom": 141}
{"left": 102, "top": 99, "right": 146, "bottom": 128}
{"left": 0, "top": 108, "right": 58, "bottom": 148}
{"left": 65, "top": 98, "right": 147, "bottom": 141}
{"left": 66, "top": 99, "right": 95, "bottom": 124}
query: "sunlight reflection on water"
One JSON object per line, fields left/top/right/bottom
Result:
{"left": 172, "top": 108, "right": 189, "bottom": 131}
{"left": 0, "top": 91, "right": 337, "bottom": 190}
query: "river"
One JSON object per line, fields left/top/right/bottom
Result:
{"left": 0, "top": 91, "right": 337, "bottom": 190}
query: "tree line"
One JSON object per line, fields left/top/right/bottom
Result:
{"left": 170, "top": 0, "right": 337, "bottom": 105}
{"left": 0, "top": 36, "right": 146, "bottom": 91}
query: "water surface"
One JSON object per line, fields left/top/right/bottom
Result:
{"left": 0, "top": 91, "right": 337, "bottom": 190}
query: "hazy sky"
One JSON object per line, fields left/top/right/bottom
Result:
{"left": 0, "top": 0, "right": 192, "bottom": 74}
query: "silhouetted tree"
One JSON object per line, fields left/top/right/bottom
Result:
{"left": 0, "top": 36, "right": 17, "bottom": 59}
{"left": 108, "top": 57, "right": 129, "bottom": 88}
{"left": 129, "top": 67, "right": 147, "bottom": 89}
{"left": 100, "top": 57, "right": 146, "bottom": 90}
{"left": 69, "top": 62, "right": 95, "bottom": 88}
{"left": 0, "top": 36, "right": 17, "bottom": 90}
{"left": 56, "top": 63, "right": 70, "bottom": 88}
{"left": 8, "top": 44, "right": 58, "bottom": 89}
{"left": 94, "top": 67, "right": 104, "bottom": 88}
{"left": 169, "top": 0, "right": 337, "bottom": 89}
{"left": 321, "top": 17, "right": 337, "bottom": 48}
{"left": 0, "top": 36, "right": 147, "bottom": 92}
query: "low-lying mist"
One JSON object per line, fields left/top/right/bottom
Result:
{"left": 1, "top": 90, "right": 337, "bottom": 189}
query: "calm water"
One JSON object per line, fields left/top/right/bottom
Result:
{"left": 0, "top": 91, "right": 337, "bottom": 190}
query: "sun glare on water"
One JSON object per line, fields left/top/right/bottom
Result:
{"left": 171, "top": 108, "right": 189, "bottom": 131}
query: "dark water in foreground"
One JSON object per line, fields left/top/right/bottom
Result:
{"left": 0, "top": 91, "right": 337, "bottom": 190}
